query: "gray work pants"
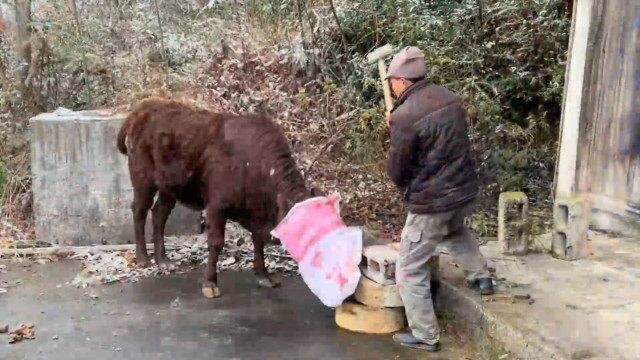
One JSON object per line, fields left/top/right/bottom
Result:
{"left": 396, "top": 203, "right": 490, "bottom": 344}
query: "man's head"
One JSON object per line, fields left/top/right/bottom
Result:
{"left": 386, "top": 46, "right": 427, "bottom": 98}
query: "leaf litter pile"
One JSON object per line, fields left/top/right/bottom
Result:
{"left": 70, "top": 223, "right": 298, "bottom": 288}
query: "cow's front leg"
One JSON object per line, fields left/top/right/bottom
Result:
{"left": 202, "top": 208, "right": 225, "bottom": 298}
{"left": 252, "top": 228, "right": 280, "bottom": 288}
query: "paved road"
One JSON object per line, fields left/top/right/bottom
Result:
{"left": 1, "top": 260, "right": 475, "bottom": 360}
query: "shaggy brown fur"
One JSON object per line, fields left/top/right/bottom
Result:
{"left": 118, "top": 98, "right": 315, "bottom": 295}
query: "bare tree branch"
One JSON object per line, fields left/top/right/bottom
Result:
{"left": 152, "top": 0, "right": 168, "bottom": 63}
{"left": 327, "top": 0, "right": 348, "bottom": 54}
{"left": 13, "top": 0, "right": 30, "bottom": 55}
{"left": 476, "top": 0, "right": 484, "bottom": 29}
{"left": 67, "top": 0, "right": 82, "bottom": 34}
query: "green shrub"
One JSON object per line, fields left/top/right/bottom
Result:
{"left": 346, "top": 107, "right": 388, "bottom": 164}
{"left": 243, "top": 0, "right": 570, "bottom": 197}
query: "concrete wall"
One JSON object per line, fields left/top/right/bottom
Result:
{"left": 30, "top": 108, "right": 201, "bottom": 246}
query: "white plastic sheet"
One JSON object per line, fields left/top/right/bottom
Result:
{"left": 271, "top": 194, "right": 362, "bottom": 307}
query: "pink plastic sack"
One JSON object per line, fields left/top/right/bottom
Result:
{"left": 271, "top": 194, "right": 362, "bottom": 307}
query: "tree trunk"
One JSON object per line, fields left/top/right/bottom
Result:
{"left": 327, "top": 0, "right": 348, "bottom": 54}
{"left": 0, "top": 2, "right": 16, "bottom": 34}
{"left": 13, "top": 0, "right": 30, "bottom": 37}
{"left": 476, "top": 0, "right": 484, "bottom": 28}
{"left": 0, "top": 5, "right": 9, "bottom": 87}
{"left": 67, "top": 0, "right": 82, "bottom": 33}
{"left": 107, "top": 0, "right": 122, "bottom": 21}
{"left": 152, "top": 0, "right": 167, "bottom": 62}
{"left": 8, "top": 0, "right": 47, "bottom": 112}
{"left": 566, "top": 0, "right": 574, "bottom": 19}
{"left": 0, "top": 5, "right": 6, "bottom": 34}
{"left": 13, "top": 0, "right": 31, "bottom": 60}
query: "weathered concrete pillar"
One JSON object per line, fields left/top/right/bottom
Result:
{"left": 30, "top": 108, "right": 201, "bottom": 246}
{"left": 498, "top": 192, "right": 530, "bottom": 255}
{"left": 552, "top": 197, "right": 590, "bottom": 260}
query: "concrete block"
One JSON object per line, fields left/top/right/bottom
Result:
{"left": 335, "top": 302, "right": 405, "bottom": 334}
{"left": 361, "top": 245, "right": 399, "bottom": 285}
{"left": 30, "top": 108, "right": 201, "bottom": 246}
{"left": 552, "top": 197, "right": 590, "bottom": 260}
{"left": 354, "top": 275, "right": 403, "bottom": 308}
{"left": 498, "top": 192, "right": 530, "bottom": 255}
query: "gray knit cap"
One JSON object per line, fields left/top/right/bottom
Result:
{"left": 385, "top": 46, "right": 427, "bottom": 80}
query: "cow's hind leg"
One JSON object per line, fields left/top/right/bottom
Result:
{"left": 251, "top": 227, "right": 280, "bottom": 288}
{"left": 202, "top": 207, "right": 225, "bottom": 298}
{"left": 151, "top": 191, "right": 176, "bottom": 267}
{"left": 132, "top": 186, "right": 157, "bottom": 267}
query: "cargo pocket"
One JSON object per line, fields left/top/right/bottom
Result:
{"left": 397, "top": 229, "right": 423, "bottom": 283}
{"left": 400, "top": 228, "right": 422, "bottom": 256}
{"left": 404, "top": 230, "right": 422, "bottom": 243}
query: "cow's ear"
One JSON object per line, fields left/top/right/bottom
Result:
{"left": 310, "top": 187, "right": 324, "bottom": 197}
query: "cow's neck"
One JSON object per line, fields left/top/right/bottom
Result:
{"left": 270, "top": 156, "right": 308, "bottom": 204}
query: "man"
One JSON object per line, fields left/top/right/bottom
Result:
{"left": 385, "top": 47, "right": 494, "bottom": 352}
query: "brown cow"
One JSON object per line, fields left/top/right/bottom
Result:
{"left": 117, "top": 99, "right": 316, "bottom": 298}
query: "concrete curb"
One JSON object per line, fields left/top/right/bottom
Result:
{"left": 435, "top": 279, "right": 571, "bottom": 360}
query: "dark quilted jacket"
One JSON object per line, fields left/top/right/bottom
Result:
{"left": 387, "top": 80, "right": 478, "bottom": 214}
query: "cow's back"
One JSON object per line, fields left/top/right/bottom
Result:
{"left": 123, "top": 99, "right": 306, "bottom": 225}
{"left": 126, "top": 99, "right": 222, "bottom": 190}
{"left": 200, "top": 114, "right": 307, "bottom": 227}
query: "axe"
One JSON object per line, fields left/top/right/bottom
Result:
{"left": 367, "top": 44, "right": 394, "bottom": 121}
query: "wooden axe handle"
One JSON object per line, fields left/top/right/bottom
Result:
{"left": 378, "top": 60, "right": 394, "bottom": 118}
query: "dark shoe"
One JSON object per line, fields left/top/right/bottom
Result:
{"left": 467, "top": 277, "right": 495, "bottom": 295}
{"left": 393, "top": 332, "right": 441, "bottom": 352}
{"left": 477, "top": 277, "right": 495, "bottom": 295}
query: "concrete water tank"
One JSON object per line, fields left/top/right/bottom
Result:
{"left": 30, "top": 108, "right": 201, "bottom": 246}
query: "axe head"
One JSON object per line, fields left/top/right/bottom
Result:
{"left": 367, "top": 44, "right": 394, "bottom": 64}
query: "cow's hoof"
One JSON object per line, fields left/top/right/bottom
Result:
{"left": 136, "top": 255, "right": 152, "bottom": 268}
{"left": 257, "top": 276, "right": 280, "bottom": 288}
{"left": 202, "top": 283, "right": 221, "bottom": 299}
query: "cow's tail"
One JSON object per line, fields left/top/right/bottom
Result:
{"left": 116, "top": 116, "right": 130, "bottom": 155}
{"left": 117, "top": 108, "right": 149, "bottom": 155}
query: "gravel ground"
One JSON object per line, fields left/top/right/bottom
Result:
{"left": 70, "top": 222, "right": 298, "bottom": 288}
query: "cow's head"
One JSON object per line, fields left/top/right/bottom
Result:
{"left": 276, "top": 187, "right": 323, "bottom": 223}
{"left": 271, "top": 187, "right": 324, "bottom": 246}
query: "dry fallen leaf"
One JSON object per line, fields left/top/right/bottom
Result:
{"left": 8, "top": 324, "right": 35, "bottom": 344}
